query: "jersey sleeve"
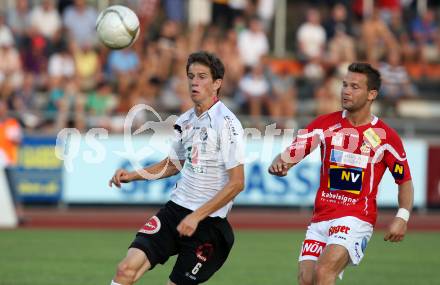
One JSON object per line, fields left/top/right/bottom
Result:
{"left": 288, "top": 116, "right": 324, "bottom": 163}
{"left": 220, "top": 115, "right": 245, "bottom": 170}
{"left": 383, "top": 131, "right": 412, "bottom": 185}
{"left": 168, "top": 118, "right": 186, "bottom": 161}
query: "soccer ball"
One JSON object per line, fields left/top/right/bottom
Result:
{"left": 96, "top": 5, "right": 140, "bottom": 49}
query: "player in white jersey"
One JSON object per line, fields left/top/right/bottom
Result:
{"left": 108, "top": 51, "right": 245, "bottom": 285}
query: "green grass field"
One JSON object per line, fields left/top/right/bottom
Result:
{"left": 0, "top": 229, "right": 438, "bottom": 285}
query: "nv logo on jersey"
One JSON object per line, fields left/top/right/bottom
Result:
{"left": 328, "top": 165, "right": 363, "bottom": 194}
{"left": 392, "top": 162, "right": 404, "bottom": 180}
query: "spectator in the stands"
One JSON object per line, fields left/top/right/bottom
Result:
{"left": 297, "top": 8, "right": 326, "bottom": 62}
{"left": 163, "top": 0, "right": 186, "bottom": 23}
{"left": 238, "top": 62, "right": 271, "bottom": 129}
{"left": 29, "top": 0, "right": 62, "bottom": 43}
{"left": 379, "top": 52, "right": 417, "bottom": 116}
{"left": 314, "top": 67, "right": 341, "bottom": 115}
{"left": 0, "top": 98, "right": 22, "bottom": 167}
{"left": 48, "top": 42, "right": 75, "bottom": 81}
{"left": 0, "top": 13, "right": 15, "bottom": 52}
{"left": 411, "top": 10, "right": 438, "bottom": 63}
{"left": 327, "top": 25, "right": 356, "bottom": 70}
{"left": 86, "top": 82, "right": 117, "bottom": 129}
{"left": 73, "top": 42, "right": 101, "bottom": 91}
{"left": 0, "top": 26, "right": 23, "bottom": 94}
{"left": 377, "top": 0, "right": 401, "bottom": 24}
{"left": 47, "top": 78, "right": 85, "bottom": 131}
{"left": 324, "top": 3, "right": 352, "bottom": 40}
{"left": 212, "top": 0, "right": 230, "bottom": 28}
{"left": 6, "top": 0, "right": 31, "bottom": 50}
{"left": 154, "top": 20, "right": 179, "bottom": 79}
{"left": 188, "top": 0, "right": 212, "bottom": 28}
{"left": 361, "top": 7, "right": 398, "bottom": 64}
{"left": 268, "top": 65, "right": 298, "bottom": 128}
{"left": 228, "top": 0, "right": 247, "bottom": 22}
{"left": 161, "top": 64, "right": 192, "bottom": 113}
{"left": 389, "top": 10, "right": 416, "bottom": 62}
{"left": 238, "top": 16, "right": 269, "bottom": 68}
{"left": 257, "top": 0, "right": 275, "bottom": 32}
{"left": 11, "top": 73, "right": 41, "bottom": 129}
{"left": 21, "top": 35, "right": 48, "bottom": 89}
{"left": 108, "top": 48, "right": 140, "bottom": 82}
{"left": 63, "top": 0, "right": 98, "bottom": 48}
{"left": 218, "top": 29, "right": 245, "bottom": 109}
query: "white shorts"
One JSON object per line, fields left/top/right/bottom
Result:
{"left": 298, "top": 216, "right": 373, "bottom": 266}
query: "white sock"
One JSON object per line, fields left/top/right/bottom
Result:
{"left": 111, "top": 280, "right": 123, "bottom": 285}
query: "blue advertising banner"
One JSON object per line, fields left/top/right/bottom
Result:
{"left": 62, "top": 133, "right": 427, "bottom": 207}
{"left": 10, "top": 136, "right": 62, "bottom": 203}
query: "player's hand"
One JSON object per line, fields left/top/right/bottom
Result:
{"left": 384, "top": 217, "right": 407, "bottom": 242}
{"left": 177, "top": 213, "right": 200, "bottom": 237}
{"left": 268, "top": 160, "right": 289, "bottom": 177}
{"left": 109, "top": 169, "right": 135, "bottom": 188}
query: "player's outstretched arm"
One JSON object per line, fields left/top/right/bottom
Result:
{"left": 176, "top": 164, "right": 245, "bottom": 237}
{"left": 384, "top": 180, "right": 414, "bottom": 242}
{"left": 108, "top": 157, "right": 184, "bottom": 188}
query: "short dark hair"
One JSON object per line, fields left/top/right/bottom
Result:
{"left": 186, "top": 51, "right": 225, "bottom": 81}
{"left": 348, "top": 62, "right": 381, "bottom": 91}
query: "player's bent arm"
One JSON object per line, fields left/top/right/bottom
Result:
{"left": 131, "top": 157, "right": 184, "bottom": 181}
{"left": 176, "top": 164, "right": 244, "bottom": 236}
{"left": 109, "top": 157, "right": 184, "bottom": 187}
{"left": 192, "top": 164, "right": 245, "bottom": 221}
{"left": 384, "top": 180, "right": 414, "bottom": 242}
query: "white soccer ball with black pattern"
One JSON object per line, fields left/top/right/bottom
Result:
{"left": 96, "top": 5, "right": 140, "bottom": 49}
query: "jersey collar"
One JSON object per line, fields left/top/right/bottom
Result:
{"left": 342, "top": 109, "right": 378, "bottom": 126}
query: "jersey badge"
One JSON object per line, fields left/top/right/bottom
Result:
{"left": 200, "top": 127, "right": 208, "bottom": 141}
{"left": 363, "top": 128, "right": 381, "bottom": 148}
{"left": 200, "top": 127, "right": 208, "bottom": 153}
{"left": 360, "top": 141, "right": 371, "bottom": 154}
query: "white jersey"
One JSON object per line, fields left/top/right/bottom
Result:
{"left": 169, "top": 101, "right": 244, "bottom": 218}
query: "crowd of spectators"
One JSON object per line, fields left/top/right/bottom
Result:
{"left": 0, "top": 0, "right": 439, "bottom": 133}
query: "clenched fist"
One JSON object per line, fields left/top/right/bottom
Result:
{"left": 109, "top": 169, "right": 136, "bottom": 188}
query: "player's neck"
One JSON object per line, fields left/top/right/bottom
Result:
{"left": 194, "top": 96, "right": 219, "bottom": 117}
{"left": 345, "top": 107, "right": 373, "bottom": 127}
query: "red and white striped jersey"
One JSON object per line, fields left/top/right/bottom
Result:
{"left": 289, "top": 110, "right": 412, "bottom": 225}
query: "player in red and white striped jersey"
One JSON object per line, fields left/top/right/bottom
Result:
{"left": 269, "top": 63, "right": 414, "bottom": 285}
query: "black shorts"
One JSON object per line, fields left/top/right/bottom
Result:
{"left": 130, "top": 201, "right": 235, "bottom": 285}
